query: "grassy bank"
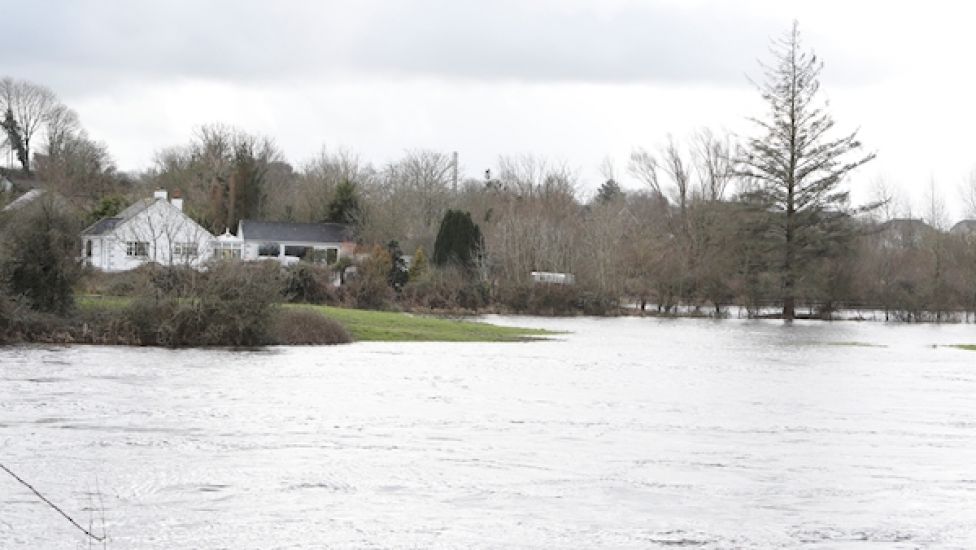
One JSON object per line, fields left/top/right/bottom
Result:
{"left": 287, "top": 304, "right": 552, "bottom": 342}
{"left": 77, "top": 296, "right": 552, "bottom": 343}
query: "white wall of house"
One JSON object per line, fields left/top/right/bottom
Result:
{"left": 84, "top": 199, "right": 214, "bottom": 271}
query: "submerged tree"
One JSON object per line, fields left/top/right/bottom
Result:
{"left": 738, "top": 22, "right": 876, "bottom": 320}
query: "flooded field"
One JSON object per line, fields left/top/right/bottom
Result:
{"left": 2, "top": 317, "right": 975, "bottom": 548}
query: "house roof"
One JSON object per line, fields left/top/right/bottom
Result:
{"left": 879, "top": 218, "right": 937, "bottom": 233}
{"left": 81, "top": 217, "right": 123, "bottom": 236}
{"left": 1, "top": 188, "right": 45, "bottom": 212}
{"left": 239, "top": 220, "right": 352, "bottom": 243}
{"left": 115, "top": 197, "right": 157, "bottom": 220}
{"left": 81, "top": 197, "right": 179, "bottom": 236}
{"left": 950, "top": 219, "right": 976, "bottom": 234}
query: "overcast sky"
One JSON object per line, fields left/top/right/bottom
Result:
{"left": 4, "top": 0, "right": 975, "bottom": 220}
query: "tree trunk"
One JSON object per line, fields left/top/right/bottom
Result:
{"left": 783, "top": 206, "right": 796, "bottom": 321}
{"left": 22, "top": 136, "right": 30, "bottom": 177}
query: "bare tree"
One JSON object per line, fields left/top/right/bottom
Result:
{"left": 147, "top": 124, "right": 282, "bottom": 233}
{"left": 869, "top": 176, "right": 899, "bottom": 223}
{"left": 692, "top": 128, "right": 735, "bottom": 202}
{"left": 960, "top": 168, "right": 976, "bottom": 219}
{"left": 925, "top": 177, "right": 948, "bottom": 231}
{"left": 738, "top": 22, "right": 876, "bottom": 320}
{"left": 497, "top": 154, "right": 577, "bottom": 200}
{"left": 0, "top": 77, "right": 58, "bottom": 176}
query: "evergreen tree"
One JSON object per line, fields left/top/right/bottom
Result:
{"left": 1, "top": 108, "right": 27, "bottom": 174}
{"left": 87, "top": 194, "right": 127, "bottom": 224}
{"left": 326, "top": 180, "right": 360, "bottom": 225}
{"left": 433, "top": 209, "right": 483, "bottom": 268}
{"left": 738, "top": 22, "right": 875, "bottom": 320}
{"left": 595, "top": 179, "right": 622, "bottom": 204}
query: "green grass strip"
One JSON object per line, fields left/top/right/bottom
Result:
{"left": 949, "top": 344, "right": 976, "bottom": 352}
{"left": 288, "top": 304, "right": 553, "bottom": 342}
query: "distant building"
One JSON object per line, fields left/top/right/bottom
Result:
{"left": 877, "top": 218, "right": 937, "bottom": 248}
{"left": 950, "top": 219, "right": 976, "bottom": 239}
{"left": 531, "top": 271, "right": 576, "bottom": 285}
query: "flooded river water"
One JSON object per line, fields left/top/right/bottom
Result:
{"left": 2, "top": 316, "right": 975, "bottom": 548}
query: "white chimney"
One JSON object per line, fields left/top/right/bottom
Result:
{"left": 153, "top": 189, "right": 168, "bottom": 200}
{"left": 170, "top": 189, "right": 183, "bottom": 211}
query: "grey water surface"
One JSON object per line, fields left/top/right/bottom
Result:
{"left": 1, "top": 316, "right": 975, "bottom": 549}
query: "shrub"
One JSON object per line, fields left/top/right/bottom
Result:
{"left": 401, "top": 266, "right": 487, "bottom": 311}
{"left": 0, "top": 197, "right": 83, "bottom": 314}
{"left": 0, "top": 291, "right": 74, "bottom": 343}
{"left": 343, "top": 245, "right": 395, "bottom": 310}
{"left": 77, "top": 267, "right": 148, "bottom": 296}
{"left": 272, "top": 309, "right": 351, "bottom": 345}
{"left": 189, "top": 261, "right": 283, "bottom": 346}
{"left": 119, "top": 261, "right": 285, "bottom": 347}
{"left": 283, "top": 263, "right": 338, "bottom": 304}
{"left": 0, "top": 290, "right": 18, "bottom": 343}
{"left": 495, "top": 282, "right": 612, "bottom": 315}
{"left": 147, "top": 264, "right": 199, "bottom": 297}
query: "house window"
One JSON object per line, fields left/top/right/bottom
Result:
{"left": 284, "top": 245, "right": 309, "bottom": 259}
{"left": 173, "top": 242, "right": 198, "bottom": 257}
{"left": 126, "top": 241, "right": 149, "bottom": 257}
{"left": 325, "top": 248, "right": 338, "bottom": 265}
{"left": 258, "top": 242, "right": 280, "bottom": 257}
{"left": 215, "top": 245, "right": 242, "bottom": 260}
{"left": 85, "top": 240, "right": 93, "bottom": 258}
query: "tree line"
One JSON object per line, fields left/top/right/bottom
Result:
{"left": 3, "top": 23, "right": 976, "bottom": 320}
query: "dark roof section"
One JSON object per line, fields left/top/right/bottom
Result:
{"left": 80, "top": 197, "right": 167, "bottom": 237}
{"left": 879, "top": 218, "right": 937, "bottom": 233}
{"left": 81, "top": 217, "right": 123, "bottom": 236}
{"left": 239, "top": 220, "right": 353, "bottom": 243}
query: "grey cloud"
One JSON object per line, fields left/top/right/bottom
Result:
{"left": 3, "top": 0, "right": 879, "bottom": 98}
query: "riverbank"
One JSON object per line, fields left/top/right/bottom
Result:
{"left": 67, "top": 296, "right": 551, "bottom": 345}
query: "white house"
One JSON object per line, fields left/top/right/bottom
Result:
{"left": 237, "top": 219, "right": 354, "bottom": 266}
{"left": 81, "top": 190, "right": 215, "bottom": 271}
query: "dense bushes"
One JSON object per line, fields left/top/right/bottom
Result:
{"left": 342, "top": 245, "right": 395, "bottom": 310}
{"left": 272, "top": 308, "right": 351, "bottom": 345}
{"left": 98, "top": 262, "right": 353, "bottom": 346}
{"left": 400, "top": 266, "right": 488, "bottom": 311}
{"left": 118, "top": 261, "right": 284, "bottom": 346}
{"left": 283, "top": 263, "right": 338, "bottom": 304}
{"left": 0, "top": 198, "right": 83, "bottom": 314}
